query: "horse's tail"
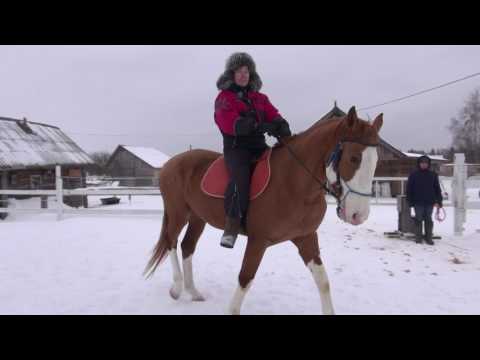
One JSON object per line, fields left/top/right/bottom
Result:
{"left": 143, "top": 209, "right": 170, "bottom": 279}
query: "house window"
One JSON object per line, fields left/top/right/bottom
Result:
{"left": 30, "top": 175, "right": 42, "bottom": 189}
{"left": 10, "top": 174, "right": 17, "bottom": 186}
{"left": 43, "top": 171, "right": 55, "bottom": 188}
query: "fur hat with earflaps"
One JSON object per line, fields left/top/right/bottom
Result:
{"left": 216, "top": 52, "right": 263, "bottom": 92}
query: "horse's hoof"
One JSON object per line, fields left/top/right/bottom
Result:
{"left": 169, "top": 284, "right": 182, "bottom": 300}
{"left": 227, "top": 307, "right": 240, "bottom": 315}
{"left": 185, "top": 288, "right": 205, "bottom": 301}
{"left": 192, "top": 294, "right": 206, "bottom": 302}
{"left": 186, "top": 288, "right": 205, "bottom": 301}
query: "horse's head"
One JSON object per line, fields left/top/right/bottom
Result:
{"left": 326, "top": 106, "right": 383, "bottom": 225}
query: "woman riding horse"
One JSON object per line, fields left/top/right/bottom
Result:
{"left": 144, "top": 52, "right": 384, "bottom": 314}
{"left": 215, "top": 52, "right": 292, "bottom": 248}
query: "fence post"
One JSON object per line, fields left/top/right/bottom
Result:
{"left": 0, "top": 171, "right": 8, "bottom": 219}
{"left": 56, "top": 165, "right": 63, "bottom": 221}
{"left": 453, "top": 153, "right": 466, "bottom": 236}
{"left": 375, "top": 181, "right": 379, "bottom": 204}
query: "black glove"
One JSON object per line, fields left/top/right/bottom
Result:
{"left": 256, "top": 122, "right": 277, "bottom": 136}
{"left": 262, "top": 118, "right": 291, "bottom": 139}
{"left": 257, "top": 118, "right": 291, "bottom": 138}
{"left": 234, "top": 115, "right": 257, "bottom": 136}
{"left": 275, "top": 118, "right": 292, "bottom": 138}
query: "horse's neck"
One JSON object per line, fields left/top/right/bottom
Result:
{"left": 278, "top": 119, "right": 342, "bottom": 191}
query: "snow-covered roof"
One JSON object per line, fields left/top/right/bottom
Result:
{"left": 0, "top": 117, "right": 94, "bottom": 170}
{"left": 122, "top": 146, "right": 170, "bottom": 168}
{"left": 403, "top": 152, "right": 448, "bottom": 161}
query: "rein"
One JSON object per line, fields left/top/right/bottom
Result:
{"left": 277, "top": 137, "right": 379, "bottom": 206}
{"left": 277, "top": 137, "right": 340, "bottom": 201}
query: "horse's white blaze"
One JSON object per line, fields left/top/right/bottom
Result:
{"left": 327, "top": 146, "right": 378, "bottom": 225}
{"left": 344, "top": 146, "right": 377, "bottom": 224}
{"left": 169, "top": 249, "right": 183, "bottom": 299}
{"left": 326, "top": 163, "right": 338, "bottom": 187}
{"left": 182, "top": 255, "right": 205, "bottom": 301}
{"left": 228, "top": 282, "right": 252, "bottom": 315}
{"left": 307, "top": 261, "right": 335, "bottom": 315}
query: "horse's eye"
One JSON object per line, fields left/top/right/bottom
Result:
{"left": 351, "top": 156, "right": 361, "bottom": 164}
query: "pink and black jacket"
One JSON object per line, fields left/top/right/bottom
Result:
{"left": 214, "top": 52, "right": 290, "bottom": 150}
{"left": 214, "top": 84, "right": 285, "bottom": 150}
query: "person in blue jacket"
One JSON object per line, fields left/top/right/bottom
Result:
{"left": 406, "top": 155, "right": 443, "bottom": 245}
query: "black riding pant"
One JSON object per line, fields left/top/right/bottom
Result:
{"left": 223, "top": 146, "right": 266, "bottom": 222}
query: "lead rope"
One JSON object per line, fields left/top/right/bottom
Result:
{"left": 435, "top": 207, "right": 446, "bottom": 222}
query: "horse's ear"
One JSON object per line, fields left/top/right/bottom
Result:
{"left": 346, "top": 106, "right": 357, "bottom": 128}
{"left": 372, "top": 113, "right": 383, "bottom": 132}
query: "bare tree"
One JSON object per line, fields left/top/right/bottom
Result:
{"left": 407, "top": 148, "right": 426, "bottom": 154}
{"left": 89, "top": 151, "right": 112, "bottom": 175}
{"left": 448, "top": 88, "right": 480, "bottom": 163}
{"left": 436, "top": 147, "right": 455, "bottom": 162}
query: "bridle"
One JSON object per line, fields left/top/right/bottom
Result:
{"left": 278, "top": 137, "right": 379, "bottom": 215}
{"left": 326, "top": 141, "right": 379, "bottom": 199}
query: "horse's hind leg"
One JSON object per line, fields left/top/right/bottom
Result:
{"left": 291, "top": 233, "right": 335, "bottom": 315}
{"left": 167, "top": 208, "right": 189, "bottom": 300}
{"left": 181, "top": 213, "right": 207, "bottom": 301}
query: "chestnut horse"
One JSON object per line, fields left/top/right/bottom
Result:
{"left": 144, "top": 106, "right": 383, "bottom": 315}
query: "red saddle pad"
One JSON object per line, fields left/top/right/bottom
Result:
{"left": 201, "top": 148, "right": 272, "bottom": 200}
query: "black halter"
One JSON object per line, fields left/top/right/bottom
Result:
{"left": 325, "top": 141, "right": 379, "bottom": 218}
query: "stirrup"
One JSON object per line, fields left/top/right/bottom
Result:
{"left": 220, "top": 234, "right": 237, "bottom": 249}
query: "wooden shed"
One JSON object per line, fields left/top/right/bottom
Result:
{"left": 0, "top": 117, "right": 94, "bottom": 214}
{"left": 106, "top": 145, "right": 170, "bottom": 187}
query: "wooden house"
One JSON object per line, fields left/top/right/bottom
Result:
{"left": 105, "top": 145, "right": 170, "bottom": 187}
{"left": 0, "top": 117, "right": 94, "bottom": 214}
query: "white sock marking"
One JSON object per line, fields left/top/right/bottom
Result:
{"left": 182, "top": 255, "right": 205, "bottom": 301}
{"left": 307, "top": 261, "right": 335, "bottom": 315}
{"left": 169, "top": 249, "right": 183, "bottom": 299}
{"left": 228, "top": 282, "right": 252, "bottom": 315}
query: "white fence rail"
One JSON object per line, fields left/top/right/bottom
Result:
{"left": 0, "top": 190, "right": 57, "bottom": 196}
{"left": 0, "top": 165, "right": 162, "bottom": 220}
{"left": 1, "top": 164, "right": 479, "bottom": 225}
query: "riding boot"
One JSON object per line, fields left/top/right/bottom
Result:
{"left": 414, "top": 220, "right": 423, "bottom": 244}
{"left": 220, "top": 216, "right": 242, "bottom": 249}
{"left": 425, "top": 220, "right": 434, "bottom": 245}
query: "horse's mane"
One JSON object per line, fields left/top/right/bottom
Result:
{"left": 273, "top": 115, "right": 343, "bottom": 149}
{"left": 310, "top": 115, "right": 344, "bottom": 129}
{"left": 273, "top": 113, "right": 378, "bottom": 150}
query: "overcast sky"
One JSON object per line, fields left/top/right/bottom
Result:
{"left": 1, "top": 45, "right": 480, "bottom": 156}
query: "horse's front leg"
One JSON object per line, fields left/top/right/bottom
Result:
{"left": 292, "top": 233, "right": 335, "bottom": 315}
{"left": 228, "top": 238, "right": 266, "bottom": 315}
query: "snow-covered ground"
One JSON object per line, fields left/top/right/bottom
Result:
{"left": 1, "top": 196, "right": 480, "bottom": 315}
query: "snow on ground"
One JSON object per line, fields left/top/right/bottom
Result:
{"left": 1, "top": 196, "right": 480, "bottom": 315}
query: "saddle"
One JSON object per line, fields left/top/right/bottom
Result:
{"left": 201, "top": 148, "right": 272, "bottom": 200}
